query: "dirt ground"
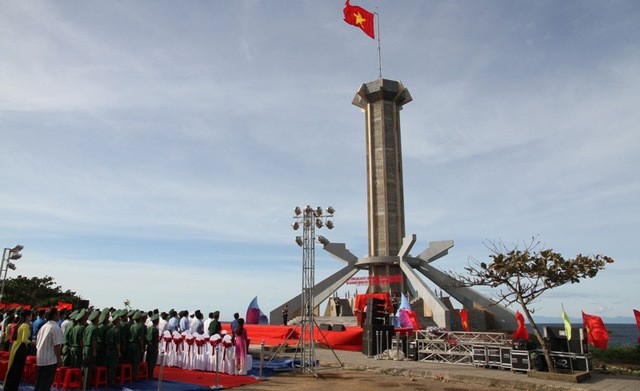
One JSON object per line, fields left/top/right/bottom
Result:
{"left": 236, "top": 368, "right": 516, "bottom": 391}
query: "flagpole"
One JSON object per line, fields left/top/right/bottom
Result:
{"left": 374, "top": 11, "right": 382, "bottom": 79}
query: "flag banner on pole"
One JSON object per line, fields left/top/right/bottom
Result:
{"left": 512, "top": 310, "right": 530, "bottom": 340}
{"left": 634, "top": 309, "right": 640, "bottom": 331}
{"left": 562, "top": 306, "right": 572, "bottom": 341}
{"left": 343, "top": 1, "right": 375, "bottom": 39}
{"left": 582, "top": 311, "right": 609, "bottom": 350}
{"left": 459, "top": 309, "right": 470, "bottom": 331}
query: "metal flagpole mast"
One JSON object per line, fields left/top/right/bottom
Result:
{"left": 374, "top": 11, "right": 382, "bottom": 79}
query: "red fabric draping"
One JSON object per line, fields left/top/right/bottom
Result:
{"left": 354, "top": 293, "right": 393, "bottom": 314}
{"left": 224, "top": 323, "right": 363, "bottom": 352}
{"left": 155, "top": 366, "right": 260, "bottom": 388}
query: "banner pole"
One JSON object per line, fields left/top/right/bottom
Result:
{"left": 374, "top": 11, "right": 382, "bottom": 78}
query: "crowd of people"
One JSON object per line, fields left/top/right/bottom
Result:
{"left": 0, "top": 306, "right": 250, "bottom": 391}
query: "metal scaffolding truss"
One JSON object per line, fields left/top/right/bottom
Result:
{"left": 414, "top": 330, "right": 510, "bottom": 365}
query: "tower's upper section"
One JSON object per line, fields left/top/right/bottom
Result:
{"left": 352, "top": 78, "right": 412, "bottom": 109}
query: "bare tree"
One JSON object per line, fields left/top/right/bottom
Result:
{"left": 452, "top": 238, "right": 613, "bottom": 371}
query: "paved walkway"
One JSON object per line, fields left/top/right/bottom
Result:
{"left": 306, "top": 348, "right": 640, "bottom": 391}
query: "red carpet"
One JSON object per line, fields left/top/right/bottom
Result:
{"left": 155, "top": 366, "right": 261, "bottom": 389}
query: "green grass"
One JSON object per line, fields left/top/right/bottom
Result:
{"left": 590, "top": 345, "right": 640, "bottom": 376}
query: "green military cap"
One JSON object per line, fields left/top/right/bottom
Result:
{"left": 128, "top": 309, "right": 137, "bottom": 317}
{"left": 76, "top": 309, "right": 87, "bottom": 320}
{"left": 88, "top": 311, "right": 99, "bottom": 321}
{"left": 150, "top": 313, "right": 159, "bottom": 322}
{"left": 111, "top": 310, "right": 122, "bottom": 323}
{"left": 69, "top": 310, "right": 79, "bottom": 319}
{"left": 99, "top": 308, "right": 110, "bottom": 323}
{"left": 132, "top": 311, "right": 142, "bottom": 320}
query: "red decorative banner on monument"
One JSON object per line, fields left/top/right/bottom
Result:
{"left": 346, "top": 274, "right": 403, "bottom": 286}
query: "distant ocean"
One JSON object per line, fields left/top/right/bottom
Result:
{"left": 532, "top": 323, "right": 639, "bottom": 347}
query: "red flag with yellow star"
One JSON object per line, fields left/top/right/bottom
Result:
{"left": 582, "top": 311, "right": 609, "bottom": 350}
{"left": 343, "top": 1, "right": 375, "bottom": 39}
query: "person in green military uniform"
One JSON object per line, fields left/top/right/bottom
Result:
{"left": 145, "top": 313, "right": 160, "bottom": 380}
{"left": 95, "top": 308, "right": 110, "bottom": 366}
{"left": 128, "top": 311, "right": 146, "bottom": 381}
{"left": 105, "top": 310, "right": 122, "bottom": 388}
{"left": 119, "top": 310, "right": 134, "bottom": 363}
{"left": 61, "top": 310, "right": 77, "bottom": 367}
{"left": 82, "top": 310, "right": 100, "bottom": 388}
{"left": 69, "top": 309, "right": 87, "bottom": 368}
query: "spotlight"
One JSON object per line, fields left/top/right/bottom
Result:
{"left": 304, "top": 205, "right": 313, "bottom": 215}
{"left": 295, "top": 236, "right": 303, "bottom": 247}
{"left": 314, "top": 207, "right": 323, "bottom": 217}
{"left": 325, "top": 220, "right": 334, "bottom": 229}
{"left": 294, "top": 206, "right": 302, "bottom": 216}
{"left": 315, "top": 218, "right": 323, "bottom": 228}
{"left": 326, "top": 206, "right": 335, "bottom": 215}
{"left": 6, "top": 263, "right": 16, "bottom": 271}
{"left": 317, "top": 236, "right": 330, "bottom": 246}
{"left": 292, "top": 222, "right": 300, "bottom": 230}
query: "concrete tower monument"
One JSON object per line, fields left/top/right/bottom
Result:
{"left": 270, "top": 78, "right": 517, "bottom": 332}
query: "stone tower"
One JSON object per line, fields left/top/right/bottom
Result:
{"left": 352, "top": 78, "right": 411, "bottom": 295}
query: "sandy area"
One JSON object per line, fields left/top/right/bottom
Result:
{"left": 236, "top": 368, "right": 515, "bottom": 391}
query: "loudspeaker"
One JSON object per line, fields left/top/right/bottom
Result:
{"left": 319, "top": 323, "right": 332, "bottom": 331}
{"left": 544, "top": 327, "right": 588, "bottom": 354}
{"left": 362, "top": 324, "right": 394, "bottom": 356}
{"left": 365, "top": 298, "right": 389, "bottom": 325}
{"left": 332, "top": 324, "right": 346, "bottom": 332}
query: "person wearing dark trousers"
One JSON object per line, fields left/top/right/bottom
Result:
{"left": 34, "top": 308, "right": 63, "bottom": 391}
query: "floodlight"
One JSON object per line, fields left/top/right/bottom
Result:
{"left": 315, "top": 218, "right": 323, "bottom": 228}
{"left": 294, "top": 206, "right": 302, "bottom": 216}
{"left": 292, "top": 222, "right": 300, "bottom": 230}
{"left": 314, "top": 207, "right": 323, "bottom": 217}
{"left": 326, "top": 206, "right": 335, "bottom": 214}
{"left": 317, "top": 236, "right": 330, "bottom": 246}
{"left": 6, "top": 263, "right": 16, "bottom": 271}
{"left": 304, "top": 205, "right": 313, "bottom": 215}
{"left": 295, "top": 236, "right": 303, "bottom": 247}
{"left": 326, "top": 220, "right": 334, "bottom": 229}
{"left": 9, "top": 244, "right": 23, "bottom": 260}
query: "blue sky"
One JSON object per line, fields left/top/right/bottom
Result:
{"left": 1, "top": 1, "right": 638, "bottom": 322}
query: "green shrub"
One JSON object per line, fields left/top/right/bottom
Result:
{"left": 590, "top": 345, "right": 640, "bottom": 364}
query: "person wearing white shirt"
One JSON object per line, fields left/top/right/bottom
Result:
{"left": 34, "top": 308, "right": 63, "bottom": 391}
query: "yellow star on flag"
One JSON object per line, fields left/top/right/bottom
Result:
{"left": 354, "top": 12, "right": 366, "bottom": 27}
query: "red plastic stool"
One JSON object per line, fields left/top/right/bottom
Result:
{"left": 61, "top": 367, "right": 82, "bottom": 390}
{"left": 115, "top": 363, "right": 132, "bottom": 385}
{"left": 22, "top": 361, "right": 37, "bottom": 384}
{"left": 137, "top": 362, "right": 148, "bottom": 381}
{"left": 92, "top": 365, "right": 108, "bottom": 388}
{"left": 0, "top": 360, "right": 9, "bottom": 381}
{"left": 53, "top": 366, "right": 69, "bottom": 389}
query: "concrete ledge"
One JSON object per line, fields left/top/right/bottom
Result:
{"left": 528, "top": 370, "right": 591, "bottom": 383}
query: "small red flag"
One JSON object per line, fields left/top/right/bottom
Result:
{"left": 512, "top": 310, "right": 530, "bottom": 340}
{"left": 57, "top": 301, "right": 73, "bottom": 311}
{"left": 582, "top": 311, "right": 609, "bottom": 350}
{"left": 634, "top": 309, "right": 640, "bottom": 331}
{"left": 459, "top": 309, "right": 470, "bottom": 331}
{"left": 343, "top": 1, "right": 375, "bottom": 39}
